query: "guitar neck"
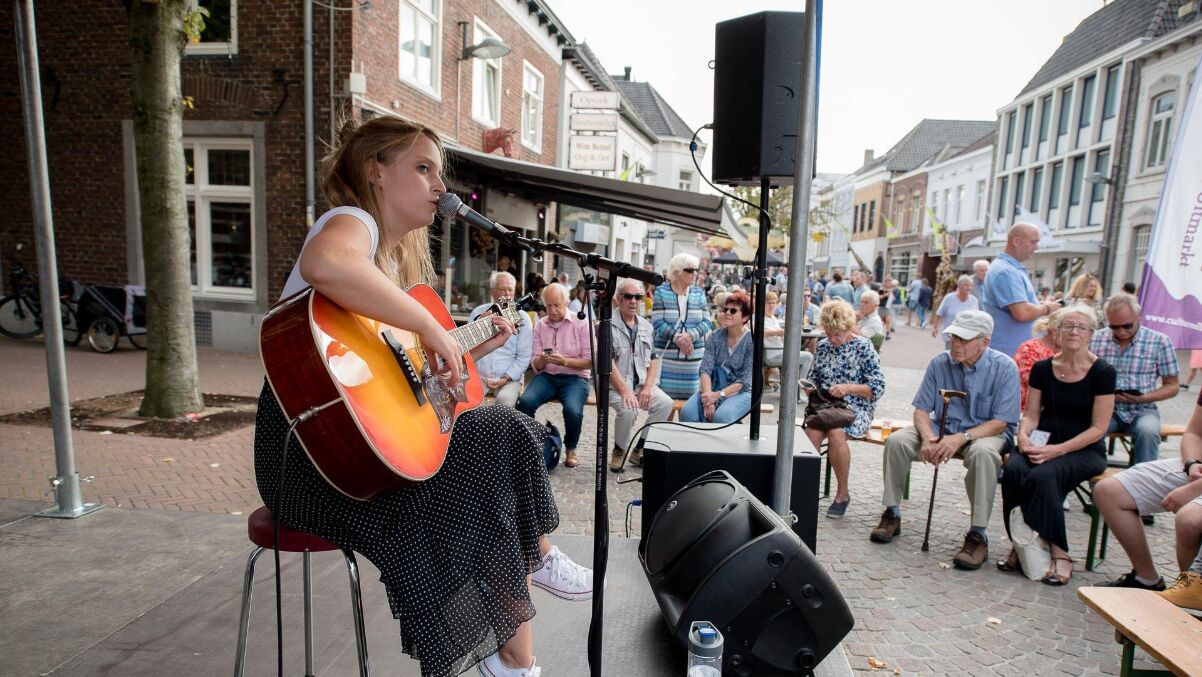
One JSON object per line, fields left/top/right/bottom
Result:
{"left": 449, "top": 310, "right": 519, "bottom": 352}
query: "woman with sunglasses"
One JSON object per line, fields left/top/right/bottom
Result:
{"left": 651, "top": 253, "right": 714, "bottom": 401}
{"left": 680, "top": 291, "right": 755, "bottom": 423}
{"left": 1001, "top": 305, "right": 1115, "bottom": 585}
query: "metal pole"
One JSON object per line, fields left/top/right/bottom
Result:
{"left": 749, "top": 176, "right": 771, "bottom": 438}
{"left": 774, "top": 0, "right": 821, "bottom": 516}
{"left": 15, "top": 0, "right": 101, "bottom": 519}
{"left": 304, "top": 0, "right": 315, "bottom": 229}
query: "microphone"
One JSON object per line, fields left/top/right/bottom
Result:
{"left": 437, "top": 193, "right": 511, "bottom": 237}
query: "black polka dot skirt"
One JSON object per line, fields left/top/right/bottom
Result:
{"left": 254, "top": 381, "right": 559, "bottom": 677}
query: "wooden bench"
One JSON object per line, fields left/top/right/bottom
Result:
{"left": 1072, "top": 467, "right": 1122, "bottom": 571}
{"left": 1107, "top": 424, "right": 1188, "bottom": 466}
{"left": 1078, "top": 587, "right": 1202, "bottom": 676}
{"left": 666, "top": 400, "right": 775, "bottom": 421}
{"left": 805, "top": 421, "right": 913, "bottom": 500}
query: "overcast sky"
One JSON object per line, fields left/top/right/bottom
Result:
{"left": 550, "top": 0, "right": 1107, "bottom": 177}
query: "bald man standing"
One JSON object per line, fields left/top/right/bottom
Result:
{"left": 982, "top": 223, "right": 1061, "bottom": 358}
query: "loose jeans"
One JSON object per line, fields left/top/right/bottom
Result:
{"left": 882, "top": 426, "right": 1006, "bottom": 529}
{"left": 517, "top": 373, "right": 590, "bottom": 450}
{"left": 1107, "top": 410, "right": 1162, "bottom": 466}
{"left": 680, "top": 391, "right": 752, "bottom": 424}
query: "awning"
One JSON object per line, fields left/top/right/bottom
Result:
{"left": 446, "top": 146, "right": 725, "bottom": 235}
{"left": 960, "top": 237, "right": 1101, "bottom": 260}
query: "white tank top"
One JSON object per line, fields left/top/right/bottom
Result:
{"left": 279, "top": 206, "right": 380, "bottom": 301}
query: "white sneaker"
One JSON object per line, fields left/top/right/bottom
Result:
{"left": 477, "top": 652, "right": 540, "bottom": 677}
{"left": 531, "top": 545, "right": 593, "bottom": 601}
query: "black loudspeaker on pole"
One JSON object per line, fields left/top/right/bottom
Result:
{"left": 640, "top": 471, "right": 853, "bottom": 675}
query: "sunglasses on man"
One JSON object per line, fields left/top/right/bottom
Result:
{"left": 621, "top": 293, "right": 644, "bottom": 301}
{"left": 1108, "top": 322, "right": 1136, "bottom": 331}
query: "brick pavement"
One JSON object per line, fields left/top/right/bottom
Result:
{"left": 1, "top": 325, "right": 1198, "bottom": 675}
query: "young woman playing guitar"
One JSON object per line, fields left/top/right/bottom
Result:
{"left": 255, "top": 116, "right": 588, "bottom": 677}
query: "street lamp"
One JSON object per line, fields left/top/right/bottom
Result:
{"left": 455, "top": 21, "right": 511, "bottom": 140}
{"left": 1085, "top": 171, "right": 1113, "bottom": 185}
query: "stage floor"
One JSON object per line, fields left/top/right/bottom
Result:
{"left": 0, "top": 499, "right": 851, "bottom": 676}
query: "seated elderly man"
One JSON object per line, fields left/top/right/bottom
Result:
{"left": 870, "top": 310, "right": 1020, "bottom": 570}
{"left": 468, "top": 271, "right": 533, "bottom": 407}
{"left": 517, "top": 283, "right": 595, "bottom": 468}
{"left": 856, "top": 289, "right": 884, "bottom": 342}
{"left": 1095, "top": 393, "right": 1202, "bottom": 611}
{"left": 608, "top": 279, "right": 674, "bottom": 472}
{"left": 1091, "top": 294, "right": 1180, "bottom": 470}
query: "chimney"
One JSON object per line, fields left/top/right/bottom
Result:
{"left": 863, "top": 149, "right": 875, "bottom": 165}
{"left": 623, "top": 66, "right": 632, "bottom": 81}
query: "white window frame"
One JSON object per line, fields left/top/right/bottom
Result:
{"left": 678, "top": 170, "right": 693, "bottom": 191}
{"left": 520, "top": 61, "right": 543, "bottom": 152}
{"left": 471, "top": 18, "right": 503, "bottom": 128}
{"left": 185, "top": 0, "right": 238, "bottom": 56}
{"left": 1145, "top": 91, "right": 1175, "bottom": 170}
{"left": 184, "top": 138, "right": 255, "bottom": 300}
{"left": 975, "top": 180, "right": 986, "bottom": 223}
{"left": 398, "top": 0, "right": 442, "bottom": 99}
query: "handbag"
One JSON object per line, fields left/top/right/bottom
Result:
{"left": 801, "top": 379, "right": 856, "bottom": 431}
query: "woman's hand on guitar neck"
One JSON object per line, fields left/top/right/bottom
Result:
{"left": 469, "top": 314, "right": 516, "bottom": 362}
{"left": 419, "top": 320, "right": 463, "bottom": 388}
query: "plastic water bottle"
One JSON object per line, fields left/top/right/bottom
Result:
{"left": 687, "top": 621, "right": 723, "bottom": 676}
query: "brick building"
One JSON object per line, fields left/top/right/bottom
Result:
{"left": 1, "top": 1, "right": 723, "bottom": 351}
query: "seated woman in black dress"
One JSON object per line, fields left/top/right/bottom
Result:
{"left": 999, "top": 305, "right": 1115, "bottom": 585}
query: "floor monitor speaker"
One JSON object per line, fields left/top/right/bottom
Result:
{"left": 639, "top": 470, "right": 853, "bottom": 675}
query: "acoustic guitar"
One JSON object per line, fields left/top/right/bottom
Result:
{"left": 260, "top": 283, "right": 530, "bottom": 500}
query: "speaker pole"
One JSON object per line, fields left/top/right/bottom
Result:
{"left": 775, "top": 0, "right": 821, "bottom": 515}
{"left": 749, "top": 176, "right": 771, "bottom": 439}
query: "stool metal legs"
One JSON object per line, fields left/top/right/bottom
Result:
{"left": 233, "top": 546, "right": 370, "bottom": 677}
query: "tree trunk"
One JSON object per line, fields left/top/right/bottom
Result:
{"left": 129, "top": 0, "right": 204, "bottom": 418}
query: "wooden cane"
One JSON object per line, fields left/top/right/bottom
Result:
{"left": 921, "top": 389, "right": 968, "bottom": 552}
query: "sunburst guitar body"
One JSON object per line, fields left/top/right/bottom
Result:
{"left": 260, "top": 283, "right": 529, "bottom": 500}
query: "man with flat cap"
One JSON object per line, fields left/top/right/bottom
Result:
{"left": 869, "top": 310, "right": 1021, "bottom": 570}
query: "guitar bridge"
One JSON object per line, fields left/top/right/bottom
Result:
{"left": 382, "top": 329, "right": 427, "bottom": 406}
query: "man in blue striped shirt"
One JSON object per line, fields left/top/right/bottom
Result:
{"left": 870, "top": 310, "right": 1021, "bottom": 570}
{"left": 469, "top": 272, "right": 533, "bottom": 408}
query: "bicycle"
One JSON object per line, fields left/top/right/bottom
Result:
{"left": 0, "top": 242, "right": 82, "bottom": 346}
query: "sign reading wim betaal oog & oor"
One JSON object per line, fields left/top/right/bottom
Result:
{"left": 569, "top": 90, "right": 620, "bottom": 171}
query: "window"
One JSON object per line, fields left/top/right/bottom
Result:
{"left": 678, "top": 171, "right": 693, "bottom": 191}
{"left": 1020, "top": 102, "right": 1034, "bottom": 154}
{"left": 1036, "top": 94, "right": 1052, "bottom": 160}
{"left": 895, "top": 197, "right": 906, "bottom": 231}
{"left": 890, "top": 251, "right": 914, "bottom": 287}
{"left": 186, "top": 0, "right": 237, "bottom": 55}
{"left": 399, "top": 0, "right": 440, "bottom": 96}
{"left": 975, "top": 180, "right": 986, "bottom": 222}
{"left": 1088, "top": 149, "right": 1110, "bottom": 227}
{"left": 1030, "top": 167, "right": 1043, "bottom": 212}
{"left": 955, "top": 185, "right": 965, "bottom": 225}
{"left": 1101, "top": 64, "right": 1121, "bottom": 140}
{"left": 1145, "top": 91, "right": 1176, "bottom": 169}
{"left": 183, "top": 139, "right": 254, "bottom": 297}
{"left": 1012, "top": 171, "right": 1025, "bottom": 217}
{"left": 911, "top": 191, "right": 922, "bottom": 231}
{"left": 1047, "top": 161, "right": 1063, "bottom": 228}
{"left": 1003, "top": 111, "right": 1017, "bottom": 168}
{"left": 1056, "top": 85, "right": 1073, "bottom": 154}
{"left": 520, "top": 63, "right": 543, "bottom": 151}
{"left": 868, "top": 200, "right": 876, "bottom": 234}
{"left": 1131, "top": 224, "right": 1151, "bottom": 281}
{"left": 996, "top": 176, "right": 1009, "bottom": 221}
{"left": 471, "top": 19, "right": 503, "bottom": 126}
{"left": 942, "top": 189, "right": 951, "bottom": 222}
{"left": 1067, "top": 155, "right": 1085, "bottom": 227}
{"left": 1077, "top": 74, "right": 1096, "bottom": 146}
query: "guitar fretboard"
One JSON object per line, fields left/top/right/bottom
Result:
{"left": 448, "top": 308, "right": 519, "bottom": 352}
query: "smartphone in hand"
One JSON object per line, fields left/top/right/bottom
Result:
{"left": 1029, "top": 430, "right": 1051, "bottom": 447}
{"left": 1115, "top": 388, "right": 1142, "bottom": 396}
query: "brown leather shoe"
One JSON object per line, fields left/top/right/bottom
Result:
{"left": 869, "top": 510, "right": 901, "bottom": 543}
{"left": 953, "top": 531, "right": 988, "bottom": 570}
{"left": 608, "top": 448, "right": 625, "bottom": 473}
{"left": 564, "top": 449, "right": 579, "bottom": 468}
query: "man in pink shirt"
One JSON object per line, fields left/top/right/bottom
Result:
{"left": 517, "top": 283, "right": 595, "bottom": 467}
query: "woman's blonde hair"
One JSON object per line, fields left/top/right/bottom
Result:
{"left": 819, "top": 299, "right": 856, "bottom": 334}
{"left": 320, "top": 115, "right": 442, "bottom": 288}
{"left": 1052, "top": 303, "right": 1099, "bottom": 331}
{"left": 1068, "top": 273, "right": 1102, "bottom": 301}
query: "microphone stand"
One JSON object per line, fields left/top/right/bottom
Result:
{"left": 457, "top": 217, "right": 662, "bottom": 677}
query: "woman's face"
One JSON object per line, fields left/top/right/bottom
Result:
{"left": 1057, "top": 312, "right": 1093, "bottom": 350}
{"left": 371, "top": 135, "right": 446, "bottom": 235}
{"left": 1086, "top": 279, "right": 1099, "bottom": 297}
{"left": 673, "top": 265, "right": 698, "bottom": 287}
{"left": 723, "top": 303, "right": 745, "bottom": 328}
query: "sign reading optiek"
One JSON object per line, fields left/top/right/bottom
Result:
{"left": 1140, "top": 51, "right": 1202, "bottom": 349}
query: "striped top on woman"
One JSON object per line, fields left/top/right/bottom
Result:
{"left": 651, "top": 282, "right": 713, "bottom": 400}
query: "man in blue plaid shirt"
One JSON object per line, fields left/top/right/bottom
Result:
{"left": 1091, "top": 294, "right": 1181, "bottom": 471}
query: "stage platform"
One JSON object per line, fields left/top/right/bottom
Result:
{"left": 0, "top": 498, "right": 851, "bottom": 676}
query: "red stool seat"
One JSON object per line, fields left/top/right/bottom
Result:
{"left": 247, "top": 506, "right": 339, "bottom": 552}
